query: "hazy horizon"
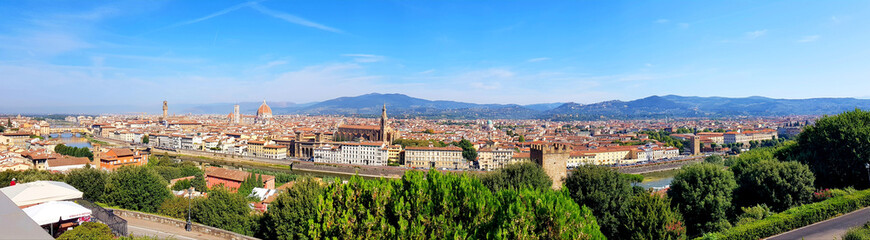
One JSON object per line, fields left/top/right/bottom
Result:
{"left": 3, "top": 1, "right": 870, "bottom": 109}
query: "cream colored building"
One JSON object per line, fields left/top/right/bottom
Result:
{"left": 404, "top": 146, "right": 466, "bottom": 169}
{"left": 477, "top": 148, "right": 514, "bottom": 170}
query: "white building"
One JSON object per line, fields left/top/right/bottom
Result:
{"left": 312, "top": 142, "right": 388, "bottom": 166}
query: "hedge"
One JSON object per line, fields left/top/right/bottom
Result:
{"left": 698, "top": 189, "right": 870, "bottom": 240}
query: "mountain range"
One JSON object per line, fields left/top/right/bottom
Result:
{"left": 181, "top": 93, "right": 870, "bottom": 120}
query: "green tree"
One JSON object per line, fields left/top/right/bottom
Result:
{"left": 778, "top": 109, "right": 870, "bottom": 188}
{"left": 142, "top": 135, "right": 149, "bottom": 144}
{"left": 172, "top": 179, "right": 192, "bottom": 191}
{"left": 732, "top": 160, "right": 815, "bottom": 212}
{"left": 619, "top": 193, "right": 686, "bottom": 240}
{"left": 480, "top": 162, "right": 552, "bottom": 192}
{"left": 668, "top": 163, "right": 736, "bottom": 237}
{"left": 260, "top": 178, "right": 324, "bottom": 240}
{"left": 158, "top": 196, "right": 201, "bottom": 219}
{"left": 451, "top": 138, "right": 478, "bottom": 161}
{"left": 564, "top": 165, "right": 635, "bottom": 239}
{"left": 57, "top": 222, "right": 114, "bottom": 240}
{"left": 191, "top": 174, "right": 207, "bottom": 192}
{"left": 193, "top": 187, "right": 257, "bottom": 235}
{"left": 518, "top": 135, "right": 526, "bottom": 142}
{"left": 733, "top": 204, "right": 773, "bottom": 226}
{"left": 704, "top": 155, "right": 724, "bottom": 165}
{"left": 102, "top": 166, "right": 172, "bottom": 213}
{"left": 65, "top": 167, "right": 108, "bottom": 201}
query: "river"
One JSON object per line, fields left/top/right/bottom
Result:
{"left": 45, "top": 133, "right": 92, "bottom": 149}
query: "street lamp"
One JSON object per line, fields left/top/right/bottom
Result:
{"left": 865, "top": 163, "right": 870, "bottom": 187}
{"left": 185, "top": 187, "right": 193, "bottom": 231}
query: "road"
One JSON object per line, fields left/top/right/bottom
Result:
{"left": 125, "top": 217, "right": 225, "bottom": 240}
{"left": 766, "top": 207, "right": 870, "bottom": 240}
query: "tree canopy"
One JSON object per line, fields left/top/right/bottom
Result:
{"left": 619, "top": 193, "right": 686, "bottom": 240}
{"left": 480, "top": 162, "right": 552, "bottom": 192}
{"left": 668, "top": 163, "right": 736, "bottom": 237}
{"left": 564, "top": 165, "right": 635, "bottom": 239}
{"left": 267, "top": 170, "right": 604, "bottom": 239}
{"left": 451, "top": 138, "right": 478, "bottom": 162}
{"left": 65, "top": 167, "right": 108, "bottom": 201}
{"left": 102, "top": 166, "right": 172, "bottom": 213}
{"left": 778, "top": 109, "right": 870, "bottom": 188}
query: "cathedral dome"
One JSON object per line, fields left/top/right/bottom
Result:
{"left": 257, "top": 100, "right": 273, "bottom": 117}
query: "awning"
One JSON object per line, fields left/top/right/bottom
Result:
{"left": 22, "top": 201, "right": 92, "bottom": 225}
{"left": 0, "top": 181, "right": 83, "bottom": 206}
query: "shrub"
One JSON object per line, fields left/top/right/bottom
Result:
{"left": 480, "top": 162, "right": 552, "bottom": 192}
{"left": 57, "top": 222, "right": 114, "bottom": 240}
{"left": 844, "top": 222, "right": 870, "bottom": 240}
{"left": 102, "top": 166, "right": 172, "bottom": 213}
{"left": 699, "top": 189, "right": 870, "bottom": 240}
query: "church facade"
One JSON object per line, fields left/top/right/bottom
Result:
{"left": 334, "top": 104, "right": 398, "bottom": 143}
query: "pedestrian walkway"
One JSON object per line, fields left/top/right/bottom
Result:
{"left": 767, "top": 207, "right": 870, "bottom": 240}
{"left": 124, "top": 216, "right": 225, "bottom": 240}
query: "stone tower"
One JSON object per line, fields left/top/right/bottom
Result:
{"left": 233, "top": 104, "right": 240, "bottom": 124}
{"left": 380, "top": 104, "right": 388, "bottom": 143}
{"left": 530, "top": 142, "right": 571, "bottom": 189}
{"left": 691, "top": 136, "right": 701, "bottom": 155}
{"left": 162, "top": 100, "right": 168, "bottom": 122}
{"left": 92, "top": 143, "right": 102, "bottom": 170}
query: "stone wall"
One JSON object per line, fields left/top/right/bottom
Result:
{"left": 109, "top": 208, "right": 259, "bottom": 240}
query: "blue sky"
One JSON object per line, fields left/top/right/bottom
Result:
{"left": 2, "top": 0, "right": 870, "bottom": 108}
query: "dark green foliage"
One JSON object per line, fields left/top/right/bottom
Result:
{"left": 0, "top": 169, "right": 66, "bottom": 187}
{"left": 733, "top": 205, "right": 773, "bottom": 226}
{"left": 451, "top": 138, "right": 478, "bottom": 161}
{"left": 147, "top": 156, "right": 203, "bottom": 182}
{"left": 157, "top": 196, "right": 200, "bottom": 219}
{"left": 57, "top": 222, "right": 114, "bottom": 240}
{"left": 669, "top": 163, "right": 736, "bottom": 237}
{"left": 269, "top": 170, "right": 604, "bottom": 239}
{"left": 65, "top": 167, "right": 108, "bottom": 201}
{"left": 237, "top": 173, "right": 265, "bottom": 196}
{"left": 191, "top": 174, "right": 207, "bottom": 191}
{"left": 619, "top": 193, "right": 687, "bottom": 240}
{"left": 778, "top": 109, "right": 870, "bottom": 189}
{"left": 704, "top": 155, "right": 724, "bottom": 165}
{"left": 639, "top": 130, "right": 686, "bottom": 150}
{"left": 564, "top": 165, "right": 635, "bottom": 239}
{"left": 192, "top": 187, "right": 258, "bottom": 235}
{"left": 260, "top": 178, "right": 324, "bottom": 240}
{"left": 172, "top": 179, "right": 192, "bottom": 191}
{"left": 701, "top": 189, "right": 870, "bottom": 240}
{"left": 102, "top": 166, "right": 172, "bottom": 213}
{"left": 732, "top": 160, "right": 815, "bottom": 212}
{"left": 844, "top": 222, "right": 870, "bottom": 240}
{"left": 54, "top": 144, "right": 94, "bottom": 160}
{"left": 623, "top": 173, "right": 645, "bottom": 183}
{"left": 248, "top": 169, "right": 297, "bottom": 185}
{"left": 142, "top": 135, "right": 149, "bottom": 144}
{"left": 480, "top": 162, "right": 552, "bottom": 192}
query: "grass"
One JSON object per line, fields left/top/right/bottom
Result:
{"left": 640, "top": 168, "right": 680, "bottom": 182}
{"left": 844, "top": 222, "right": 870, "bottom": 240}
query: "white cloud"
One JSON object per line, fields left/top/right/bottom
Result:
{"left": 418, "top": 69, "right": 435, "bottom": 74}
{"left": 527, "top": 57, "right": 550, "bottom": 63}
{"left": 746, "top": 29, "right": 767, "bottom": 39}
{"left": 678, "top": 23, "right": 690, "bottom": 29}
{"left": 153, "top": 1, "right": 343, "bottom": 34}
{"left": 655, "top": 19, "right": 670, "bottom": 24}
{"left": 342, "top": 54, "right": 386, "bottom": 63}
{"left": 249, "top": 3, "right": 343, "bottom": 33}
{"left": 797, "top": 35, "right": 820, "bottom": 43}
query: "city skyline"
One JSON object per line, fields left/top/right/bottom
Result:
{"left": 2, "top": 1, "right": 870, "bottom": 108}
